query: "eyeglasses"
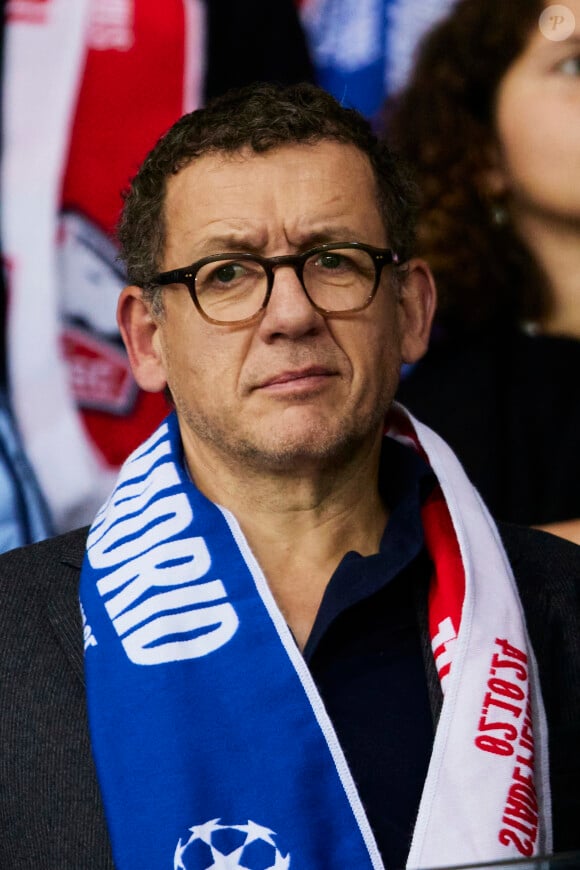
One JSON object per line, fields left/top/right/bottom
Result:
{"left": 152, "top": 242, "right": 400, "bottom": 325}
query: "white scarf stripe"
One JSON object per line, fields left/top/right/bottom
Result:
{"left": 403, "top": 412, "right": 551, "bottom": 866}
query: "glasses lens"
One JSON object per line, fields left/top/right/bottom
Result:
{"left": 195, "top": 257, "right": 268, "bottom": 322}
{"left": 303, "top": 247, "right": 376, "bottom": 312}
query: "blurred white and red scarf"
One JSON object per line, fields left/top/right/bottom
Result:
{"left": 2, "top": 0, "right": 204, "bottom": 531}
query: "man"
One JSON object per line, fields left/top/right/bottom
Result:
{"left": 0, "top": 83, "right": 579, "bottom": 870}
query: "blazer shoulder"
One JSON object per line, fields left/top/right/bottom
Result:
{"left": 0, "top": 527, "right": 90, "bottom": 639}
{"left": 0, "top": 526, "right": 89, "bottom": 583}
{"left": 499, "top": 522, "right": 580, "bottom": 589}
{"left": 499, "top": 522, "right": 580, "bottom": 724}
{"left": 498, "top": 524, "right": 580, "bottom": 851}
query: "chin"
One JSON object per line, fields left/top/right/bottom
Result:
{"left": 237, "top": 417, "right": 379, "bottom": 471}
{"left": 182, "top": 402, "right": 389, "bottom": 472}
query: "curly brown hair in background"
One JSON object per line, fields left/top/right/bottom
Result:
{"left": 386, "top": 0, "right": 549, "bottom": 334}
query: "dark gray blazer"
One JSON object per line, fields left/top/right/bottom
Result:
{"left": 0, "top": 524, "right": 579, "bottom": 868}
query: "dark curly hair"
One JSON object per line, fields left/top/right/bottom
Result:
{"left": 118, "top": 81, "right": 418, "bottom": 305}
{"left": 386, "top": 0, "right": 549, "bottom": 333}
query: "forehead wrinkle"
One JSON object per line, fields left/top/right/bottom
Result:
{"left": 278, "top": 176, "right": 385, "bottom": 249}
{"left": 163, "top": 208, "right": 271, "bottom": 265}
{"left": 192, "top": 222, "right": 271, "bottom": 256}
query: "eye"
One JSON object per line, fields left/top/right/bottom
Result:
{"left": 211, "top": 262, "right": 247, "bottom": 284}
{"left": 556, "top": 55, "right": 580, "bottom": 75}
{"left": 196, "top": 258, "right": 264, "bottom": 297}
{"left": 316, "top": 252, "right": 348, "bottom": 270}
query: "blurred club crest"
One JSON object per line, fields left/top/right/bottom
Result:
{"left": 57, "top": 209, "right": 137, "bottom": 414}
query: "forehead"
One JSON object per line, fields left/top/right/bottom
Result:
{"left": 161, "top": 141, "right": 385, "bottom": 264}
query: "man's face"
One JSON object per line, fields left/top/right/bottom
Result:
{"left": 121, "top": 141, "right": 433, "bottom": 475}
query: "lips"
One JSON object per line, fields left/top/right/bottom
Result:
{"left": 256, "top": 365, "right": 336, "bottom": 389}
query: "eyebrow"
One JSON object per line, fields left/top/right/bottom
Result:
{"left": 297, "top": 226, "right": 366, "bottom": 247}
{"left": 193, "top": 233, "right": 264, "bottom": 256}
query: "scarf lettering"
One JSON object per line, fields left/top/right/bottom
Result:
{"left": 86, "top": 425, "right": 239, "bottom": 664}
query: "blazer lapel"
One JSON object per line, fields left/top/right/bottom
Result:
{"left": 46, "top": 527, "right": 89, "bottom": 684}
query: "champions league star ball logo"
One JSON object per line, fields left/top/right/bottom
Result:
{"left": 174, "top": 819, "right": 291, "bottom": 869}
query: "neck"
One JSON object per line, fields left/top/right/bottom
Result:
{"left": 512, "top": 210, "right": 580, "bottom": 338}
{"left": 181, "top": 426, "right": 389, "bottom": 648}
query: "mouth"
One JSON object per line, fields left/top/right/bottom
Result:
{"left": 255, "top": 366, "right": 337, "bottom": 393}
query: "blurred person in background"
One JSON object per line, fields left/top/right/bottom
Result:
{"left": 298, "top": 0, "right": 457, "bottom": 120}
{"left": 0, "top": 392, "right": 52, "bottom": 552}
{"left": 0, "top": 8, "right": 52, "bottom": 553}
{"left": 388, "top": 0, "right": 580, "bottom": 543}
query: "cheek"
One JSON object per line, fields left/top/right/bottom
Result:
{"left": 501, "top": 124, "right": 544, "bottom": 178}
{"left": 158, "top": 320, "right": 203, "bottom": 395}
{"left": 339, "top": 315, "right": 402, "bottom": 397}
{"left": 496, "top": 99, "right": 534, "bottom": 179}
{"left": 498, "top": 119, "right": 580, "bottom": 217}
{"left": 495, "top": 72, "right": 537, "bottom": 174}
{"left": 163, "top": 324, "right": 248, "bottom": 409}
{"left": 495, "top": 81, "right": 571, "bottom": 194}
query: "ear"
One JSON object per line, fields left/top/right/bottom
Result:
{"left": 117, "top": 286, "right": 168, "bottom": 392}
{"left": 397, "top": 259, "right": 437, "bottom": 365}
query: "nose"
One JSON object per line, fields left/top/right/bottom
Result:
{"left": 257, "top": 262, "right": 323, "bottom": 340}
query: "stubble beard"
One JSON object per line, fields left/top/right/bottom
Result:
{"left": 176, "top": 392, "right": 393, "bottom": 479}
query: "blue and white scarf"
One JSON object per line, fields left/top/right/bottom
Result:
{"left": 81, "top": 409, "right": 551, "bottom": 869}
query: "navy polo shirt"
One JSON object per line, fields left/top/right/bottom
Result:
{"left": 303, "top": 439, "right": 437, "bottom": 869}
